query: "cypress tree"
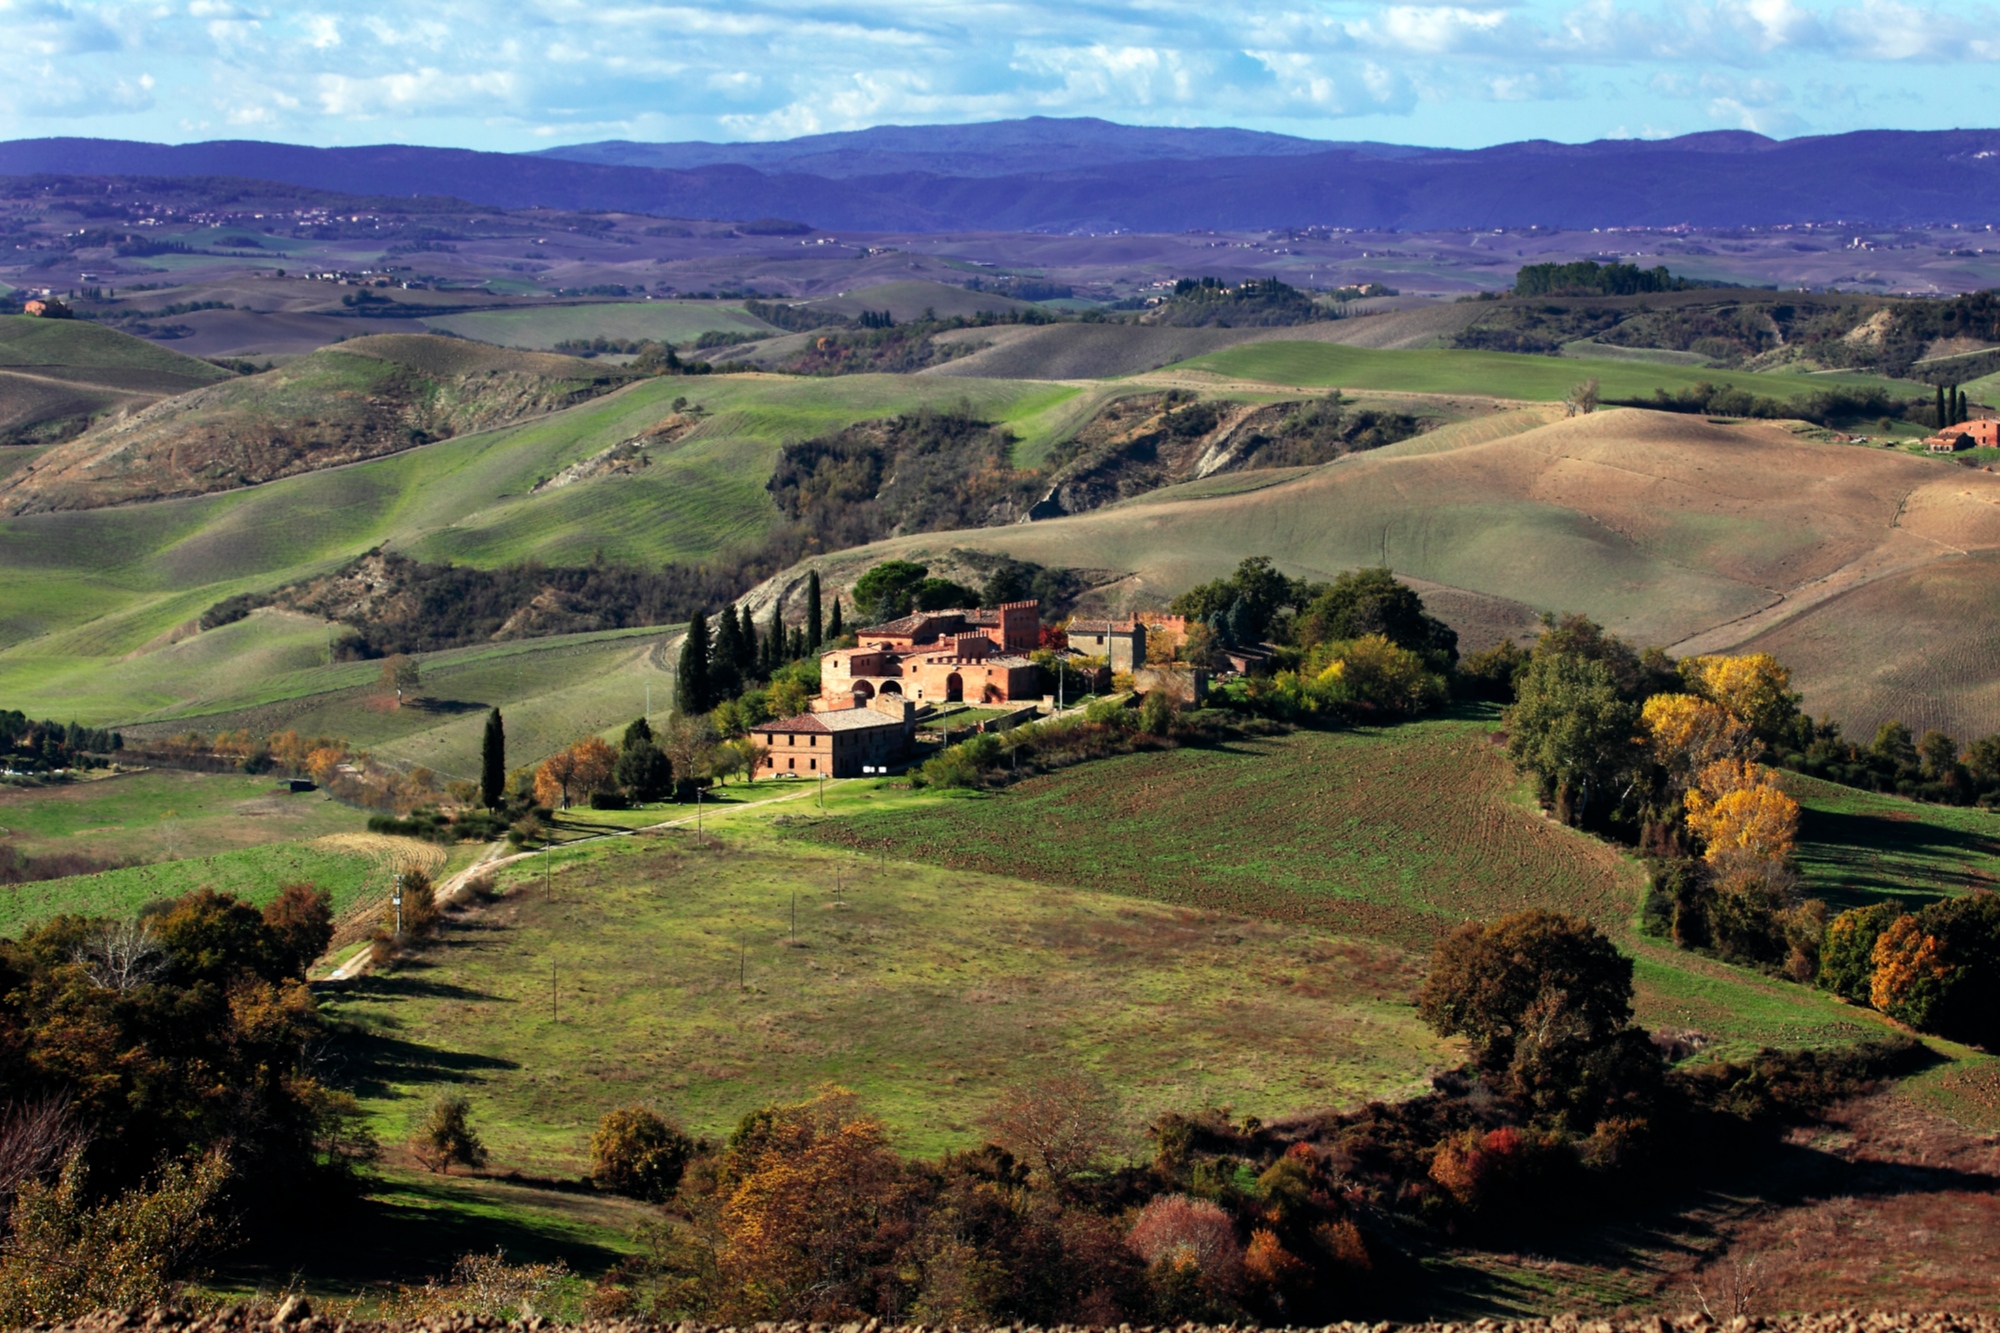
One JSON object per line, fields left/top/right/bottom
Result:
{"left": 480, "top": 708, "right": 505, "bottom": 810}
{"left": 736, "top": 605, "right": 756, "bottom": 673}
{"left": 675, "top": 611, "right": 714, "bottom": 715}
{"left": 739, "top": 606, "right": 759, "bottom": 678}
{"left": 711, "top": 607, "right": 744, "bottom": 700}
{"left": 807, "top": 571, "right": 824, "bottom": 651}
{"left": 766, "top": 604, "right": 784, "bottom": 668}
{"left": 828, "top": 595, "right": 843, "bottom": 640}
{"left": 1937, "top": 383, "right": 1948, "bottom": 429}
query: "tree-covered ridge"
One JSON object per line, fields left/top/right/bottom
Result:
{"left": 1513, "top": 260, "right": 1692, "bottom": 298}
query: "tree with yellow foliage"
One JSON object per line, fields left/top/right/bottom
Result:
{"left": 1640, "top": 693, "right": 1749, "bottom": 782}
{"left": 1678, "top": 653, "right": 1802, "bottom": 746}
{"left": 1684, "top": 759, "right": 1799, "bottom": 866}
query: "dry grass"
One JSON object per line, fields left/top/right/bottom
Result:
{"left": 311, "top": 832, "right": 449, "bottom": 878}
{"left": 1687, "top": 1093, "right": 2000, "bottom": 1315}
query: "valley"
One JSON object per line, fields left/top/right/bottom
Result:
{"left": 5, "top": 187, "right": 2000, "bottom": 1322}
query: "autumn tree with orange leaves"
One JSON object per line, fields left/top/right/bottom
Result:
{"left": 534, "top": 737, "right": 618, "bottom": 808}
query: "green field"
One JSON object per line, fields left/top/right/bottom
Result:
{"left": 315, "top": 711, "right": 1933, "bottom": 1201}
{"left": 424, "top": 301, "right": 779, "bottom": 350}
{"left": 0, "top": 315, "right": 232, "bottom": 385}
{"left": 0, "top": 839, "right": 391, "bottom": 937}
{"left": 325, "top": 795, "right": 1452, "bottom": 1170}
{"left": 1173, "top": 341, "right": 1917, "bottom": 403}
{"left": 1786, "top": 771, "right": 2000, "bottom": 911}
{"left": 0, "top": 767, "right": 363, "bottom": 866}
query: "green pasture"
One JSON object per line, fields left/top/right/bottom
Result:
{"left": 323, "top": 819, "right": 1452, "bottom": 1171}
{"left": 0, "top": 839, "right": 387, "bottom": 937}
{"left": 0, "top": 767, "right": 363, "bottom": 865}
{"left": 1785, "top": 771, "right": 2000, "bottom": 911}
{"left": 423, "top": 301, "right": 779, "bottom": 350}
{"left": 1172, "top": 341, "right": 1918, "bottom": 404}
{"left": 0, "top": 314, "right": 229, "bottom": 383}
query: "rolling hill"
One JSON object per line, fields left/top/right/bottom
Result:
{"left": 0, "top": 334, "right": 632, "bottom": 513}
{"left": 0, "top": 315, "right": 232, "bottom": 445}
{"left": 763, "top": 407, "right": 2000, "bottom": 740}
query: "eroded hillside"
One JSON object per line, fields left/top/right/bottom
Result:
{"left": 0, "top": 334, "right": 633, "bottom": 513}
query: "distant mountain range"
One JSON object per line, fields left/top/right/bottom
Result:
{"left": 5, "top": 119, "right": 1999, "bottom": 232}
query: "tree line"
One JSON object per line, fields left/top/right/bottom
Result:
{"left": 1512, "top": 260, "right": 1692, "bottom": 297}
{"left": 0, "top": 711, "right": 121, "bottom": 773}
{"left": 1489, "top": 614, "right": 2000, "bottom": 1048}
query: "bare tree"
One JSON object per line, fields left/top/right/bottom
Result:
{"left": 72, "top": 917, "right": 168, "bottom": 991}
{"left": 0, "top": 1098, "right": 82, "bottom": 1228}
{"left": 982, "top": 1069, "right": 1120, "bottom": 1191}
{"left": 1565, "top": 377, "right": 1601, "bottom": 418}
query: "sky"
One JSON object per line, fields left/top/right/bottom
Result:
{"left": 3, "top": 0, "right": 1997, "bottom": 152}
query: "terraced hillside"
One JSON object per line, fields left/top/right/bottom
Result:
{"left": 0, "top": 335, "right": 634, "bottom": 513}
{"left": 0, "top": 314, "right": 231, "bottom": 444}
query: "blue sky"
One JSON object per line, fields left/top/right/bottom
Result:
{"left": 4, "top": 0, "right": 1995, "bottom": 151}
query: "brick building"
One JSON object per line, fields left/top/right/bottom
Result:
{"left": 751, "top": 696, "right": 916, "bottom": 778}
{"left": 820, "top": 601, "right": 1043, "bottom": 706}
{"left": 1065, "top": 618, "right": 1148, "bottom": 672}
{"left": 1929, "top": 419, "right": 2000, "bottom": 452}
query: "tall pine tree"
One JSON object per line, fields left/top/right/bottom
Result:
{"left": 807, "top": 571, "right": 824, "bottom": 651}
{"left": 480, "top": 708, "right": 505, "bottom": 810}
{"left": 766, "top": 603, "right": 785, "bottom": 669}
{"left": 1937, "top": 383, "right": 1948, "bottom": 429}
{"left": 711, "top": 607, "right": 744, "bottom": 700}
{"left": 676, "top": 611, "right": 714, "bottom": 715}
{"left": 828, "top": 595, "right": 843, "bottom": 640}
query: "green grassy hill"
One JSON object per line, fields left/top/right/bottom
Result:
{"left": 0, "top": 314, "right": 232, "bottom": 444}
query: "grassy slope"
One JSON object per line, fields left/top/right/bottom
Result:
{"left": 0, "top": 315, "right": 232, "bottom": 386}
{"left": 0, "top": 374, "right": 1081, "bottom": 725}
{"left": 1787, "top": 769, "right": 2000, "bottom": 911}
{"left": 1172, "top": 341, "right": 1914, "bottom": 403}
{"left": 423, "top": 301, "right": 779, "bottom": 349}
{"left": 793, "top": 718, "right": 1887, "bottom": 1062}
{"left": 326, "top": 794, "right": 1452, "bottom": 1170}
{"left": 0, "top": 835, "right": 420, "bottom": 936}
{"left": 0, "top": 768, "right": 363, "bottom": 865}
{"left": 322, "top": 712, "right": 1959, "bottom": 1199}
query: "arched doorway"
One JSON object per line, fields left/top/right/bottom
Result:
{"left": 879, "top": 681, "right": 903, "bottom": 696}
{"left": 945, "top": 673, "right": 964, "bottom": 702}
{"left": 851, "top": 680, "right": 876, "bottom": 703}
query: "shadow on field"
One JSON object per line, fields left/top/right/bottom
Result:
{"left": 224, "top": 1171, "right": 631, "bottom": 1295}
{"left": 1368, "top": 1091, "right": 2000, "bottom": 1320}
{"left": 334, "top": 1029, "right": 519, "bottom": 1100}
{"left": 1797, "top": 804, "right": 2000, "bottom": 909}
{"left": 407, "top": 696, "right": 488, "bottom": 716}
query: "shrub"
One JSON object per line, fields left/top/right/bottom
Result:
{"left": 589, "top": 789, "right": 631, "bottom": 810}
{"left": 0, "top": 1151, "right": 229, "bottom": 1325}
{"left": 590, "top": 1107, "right": 695, "bottom": 1201}
{"left": 1869, "top": 891, "right": 2000, "bottom": 1044}
{"left": 412, "top": 1095, "right": 487, "bottom": 1175}
{"left": 1126, "top": 1194, "right": 1243, "bottom": 1303}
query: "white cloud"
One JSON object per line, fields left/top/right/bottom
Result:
{"left": 1, "top": 0, "right": 1997, "bottom": 150}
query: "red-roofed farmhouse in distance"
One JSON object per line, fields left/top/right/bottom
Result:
{"left": 820, "top": 600, "right": 1044, "bottom": 707}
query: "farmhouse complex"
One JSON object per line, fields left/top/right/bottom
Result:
{"left": 819, "top": 601, "right": 1046, "bottom": 706}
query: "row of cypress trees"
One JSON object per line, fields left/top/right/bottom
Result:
{"left": 467, "top": 573, "right": 850, "bottom": 814}
{"left": 674, "top": 570, "right": 842, "bottom": 716}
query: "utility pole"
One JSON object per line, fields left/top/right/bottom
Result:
{"left": 739, "top": 943, "right": 745, "bottom": 991}
{"left": 544, "top": 841, "right": 551, "bottom": 902}
{"left": 392, "top": 872, "right": 404, "bottom": 937}
{"left": 551, "top": 958, "right": 557, "bottom": 1022}
{"left": 696, "top": 784, "right": 703, "bottom": 838}
{"left": 791, "top": 891, "right": 797, "bottom": 944}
